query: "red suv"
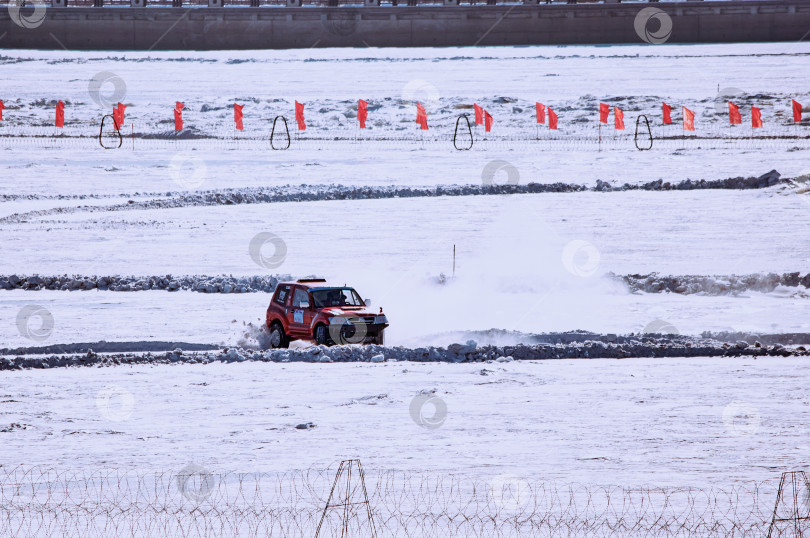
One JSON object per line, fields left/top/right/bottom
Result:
{"left": 266, "top": 279, "right": 388, "bottom": 348}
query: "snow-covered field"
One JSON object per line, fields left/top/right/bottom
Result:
{"left": 2, "top": 43, "right": 810, "bottom": 525}
{"left": 2, "top": 357, "right": 809, "bottom": 485}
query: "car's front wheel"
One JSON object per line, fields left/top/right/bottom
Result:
{"left": 315, "top": 324, "right": 331, "bottom": 346}
{"left": 374, "top": 329, "right": 385, "bottom": 346}
{"left": 268, "top": 322, "right": 289, "bottom": 349}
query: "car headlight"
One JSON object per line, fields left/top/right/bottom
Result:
{"left": 374, "top": 315, "right": 388, "bottom": 324}
{"left": 329, "top": 316, "right": 347, "bottom": 325}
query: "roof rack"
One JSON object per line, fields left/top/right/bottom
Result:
{"left": 297, "top": 278, "right": 327, "bottom": 283}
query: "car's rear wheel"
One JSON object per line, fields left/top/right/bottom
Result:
{"left": 315, "top": 324, "right": 331, "bottom": 346}
{"left": 374, "top": 329, "right": 385, "bottom": 346}
{"left": 269, "top": 322, "right": 289, "bottom": 349}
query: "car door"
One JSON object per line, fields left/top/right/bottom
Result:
{"left": 270, "top": 284, "right": 292, "bottom": 323}
{"left": 288, "top": 287, "right": 313, "bottom": 338}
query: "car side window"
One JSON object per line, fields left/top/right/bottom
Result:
{"left": 292, "top": 288, "right": 309, "bottom": 308}
{"left": 274, "top": 285, "right": 290, "bottom": 306}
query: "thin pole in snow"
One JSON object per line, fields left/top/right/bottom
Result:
{"left": 598, "top": 123, "right": 602, "bottom": 152}
{"left": 453, "top": 244, "right": 456, "bottom": 278}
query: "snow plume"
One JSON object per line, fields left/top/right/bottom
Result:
{"left": 235, "top": 320, "right": 272, "bottom": 350}
{"left": 334, "top": 202, "right": 625, "bottom": 346}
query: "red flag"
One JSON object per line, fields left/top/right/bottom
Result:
{"left": 55, "top": 100, "right": 65, "bottom": 128}
{"left": 683, "top": 106, "right": 695, "bottom": 131}
{"left": 113, "top": 103, "right": 126, "bottom": 130}
{"left": 473, "top": 103, "right": 483, "bottom": 125}
{"left": 416, "top": 102, "right": 428, "bottom": 130}
{"left": 358, "top": 99, "right": 368, "bottom": 129}
{"left": 728, "top": 102, "right": 741, "bottom": 125}
{"left": 548, "top": 107, "right": 558, "bottom": 130}
{"left": 0, "top": 100, "right": 5, "bottom": 121}
{"left": 793, "top": 99, "right": 803, "bottom": 123}
{"left": 295, "top": 101, "right": 306, "bottom": 131}
{"left": 662, "top": 102, "right": 672, "bottom": 125}
{"left": 614, "top": 106, "right": 625, "bottom": 130}
{"left": 233, "top": 103, "right": 244, "bottom": 131}
{"left": 174, "top": 101, "right": 184, "bottom": 131}
{"left": 536, "top": 102, "right": 545, "bottom": 124}
{"left": 751, "top": 106, "right": 762, "bottom": 129}
{"left": 599, "top": 102, "right": 609, "bottom": 124}
{"left": 484, "top": 110, "right": 493, "bottom": 132}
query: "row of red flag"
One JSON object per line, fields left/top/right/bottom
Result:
{"left": 594, "top": 100, "right": 804, "bottom": 131}
{"left": 0, "top": 99, "right": 804, "bottom": 131}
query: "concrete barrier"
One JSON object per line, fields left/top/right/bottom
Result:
{"left": 0, "top": 1, "right": 808, "bottom": 50}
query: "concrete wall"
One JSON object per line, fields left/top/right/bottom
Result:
{"left": 1, "top": 1, "right": 808, "bottom": 50}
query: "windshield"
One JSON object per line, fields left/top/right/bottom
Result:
{"left": 311, "top": 288, "right": 364, "bottom": 308}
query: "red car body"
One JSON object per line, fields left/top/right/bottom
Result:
{"left": 265, "top": 279, "right": 388, "bottom": 347}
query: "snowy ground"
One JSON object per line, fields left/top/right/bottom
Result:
{"left": 1, "top": 357, "right": 808, "bottom": 487}
{"left": 2, "top": 44, "right": 810, "bottom": 510}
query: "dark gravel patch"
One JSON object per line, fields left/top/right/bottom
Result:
{"left": 2, "top": 331, "right": 808, "bottom": 370}
{"left": 0, "top": 170, "right": 785, "bottom": 224}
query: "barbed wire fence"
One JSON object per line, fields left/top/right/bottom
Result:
{"left": 2, "top": 465, "right": 809, "bottom": 537}
{"left": 1, "top": 121, "right": 808, "bottom": 152}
